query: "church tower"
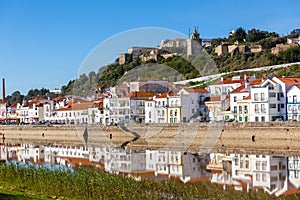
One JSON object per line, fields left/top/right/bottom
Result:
{"left": 187, "top": 27, "right": 202, "bottom": 56}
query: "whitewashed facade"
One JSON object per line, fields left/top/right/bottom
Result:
{"left": 287, "top": 85, "right": 300, "bottom": 121}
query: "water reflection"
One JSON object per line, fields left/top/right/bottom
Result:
{"left": 1, "top": 143, "right": 300, "bottom": 197}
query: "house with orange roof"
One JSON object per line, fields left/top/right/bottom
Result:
{"left": 249, "top": 78, "right": 287, "bottom": 122}
{"left": 207, "top": 75, "right": 255, "bottom": 97}
{"left": 145, "top": 91, "right": 181, "bottom": 123}
{"left": 16, "top": 100, "right": 45, "bottom": 124}
{"left": 88, "top": 99, "right": 104, "bottom": 124}
{"left": 51, "top": 100, "right": 94, "bottom": 124}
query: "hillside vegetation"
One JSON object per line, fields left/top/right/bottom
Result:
{"left": 6, "top": 28, "right": 300, "bottom": 100}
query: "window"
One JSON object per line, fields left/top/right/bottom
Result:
{"left": 192, "top": 108, "right": 194, "bottom": 113}
{"left": 256, "top": 173, "right": 260, "bottom": 181}
{"left": 293, "top": 95, "right": 297, "bottom": 103}
{"left": 262, "top": 161, "right": 267, "bottom": 170}
{"left": 278, "top": 104, "right": 281, "bottom": 112}
{"left": 255, "top": 117, "right": 259, "bottom": 122}
{"left": 269, "top": 93, "right": 276, "bottom": 98}
{"left": 192, "top": 100, "right": 194, "bottom": 104}
{"left": 281, "top": 104, "right": 284, "bottom": 108}
{"left": 261, "top": 93, "right": 265, "bottom": 101}
{"left": 261, "top": 104, "right": 266, "bottom": 113}
{"left": 254, "top": 93, "right": 258, "bottom": 101}
{"left": 175, "top": 110, "right": 177, "bottom": 116}
{"left": 149, "top": 112, "right": 151, "bottom": 118}
{"left": 239, "top": 106, "right": 242, "bottom": 114}
{"left": 234, "top": 96, "right": 237, "bottom": 102}
{"left": 262, "top": 174, "right": 267, "bottom": 182}
{"left": 234, "top": 106, "right": 237, "bottom": 113}
{"left": 288, "top": 105, "right": 292, "bottom": 111}
{"left": 256, "top": 161, "right": 261, "bottom": 170}
{"left": 270, "top": 104, "right": 276, "bottom": 109}
{"left": 255, "top": 104, "right": 259, "bottom": 113}
{"left": 244, "top": 106, "right": 248, "bottom": 113}
{"left": 261, "top": 116, "right": 265, "bottom": 122}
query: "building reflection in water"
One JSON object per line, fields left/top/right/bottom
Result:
{"left": 1, "top": 143, "right": 300, "bottom": 197}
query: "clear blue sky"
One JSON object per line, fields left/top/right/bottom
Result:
{"left": 0, "top": 0, "right": 299, "bottom": 95}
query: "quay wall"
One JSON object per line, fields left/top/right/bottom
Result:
{"left": 1, "top": 122, "right": 300, "bottom": 156}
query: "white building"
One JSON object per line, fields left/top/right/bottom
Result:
{"left": 249, "top": 79, "right": 286, "bottom": 122}
{"left": 208, "top": 76, "right": 251, "bottom": 96}
{"left": 104, "top": 147, "right": 146, "bottom": 174}
{"left": 51, "top": 100, "right": 93, "bottom": 124}
{"left": 44, "top": 145, "right": 90, "bottom": 166}
{"left": 103, "top": 97, "right": 130, "bottom": 125}
{"left": 288, "top": 157, "right": 300, "bottom": 188}
{"left": 252, "top": 155, "right": 288, "bottom": 196}
{"left": 286, "top": 85, "right": 300, "bottom": 121}
{"left": 17, "top": 144, "right": 45, "bottom": 163}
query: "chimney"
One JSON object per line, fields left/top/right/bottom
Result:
{"left": 2, "top": 78, "right": 5, "bottom": 102}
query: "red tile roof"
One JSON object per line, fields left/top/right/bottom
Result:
{"left": 215, "top": 77, "right": 249, "bottom": 85}
{"left": 243, "top": 95, "right": 251, "bottom": 100}
{"left": 156, "top": 91, "right": 179, "bottom": 99}
{"left": 183, "top": 88, "right": 209, "bottom": 93}
{"left": 278, "top": 77, "right": 300, "bottom": 84}
{"left": 249, "top": 78, "right": 263, "bottom": 85}
{"left": 230, "top": 85, "right": 246, "bottom": 93}
{"left": 209, "top": 96, "right": 221, "bottom": 101}
{"left": 126, "top": 91, "right": 157, "bottom": 98}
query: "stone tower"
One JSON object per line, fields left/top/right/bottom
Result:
{"left": 187, "top": 27, "right": 202, "bottom": 56}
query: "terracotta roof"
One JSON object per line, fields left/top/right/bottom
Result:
{"left": 182, "top": 87, "right": 209, "bottom": 93}
{"left": 278, "top": 77, "right": 300, "bottom": 84}
{"left": 126, "top": 91, "right": 157, "bottom": 98}
{"left": 72, "top": 102, "right": 94, "bottom": 110}
{"left": 52, "top": 97, "right": 64, "bottom": 101}
{"left": 230, "top": 84, "right": 246, "bottom": 93}
{"left": 55, "top": 101, "right": 94, "bottom": 111}
{"left": 243, "top": 95, "right": 251, "bottom": 100}
{"left": 249, "top": 78, "right": 263, "bottom": 85}
{"left": 30, "top": 96, "right": 47, "bottom": 102}
{"left": 209, "top": 96, "right": 221, "bottom": 101}
{"left": 156, "top": 91, "right": 179, "bottom": 99}
{"left": 215, "top": 77, "right": 249, "bottom": 85}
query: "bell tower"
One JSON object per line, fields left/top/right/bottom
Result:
{"left": 187, "top": 26, "right": 202, "bottom": 56}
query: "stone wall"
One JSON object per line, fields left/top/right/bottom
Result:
{"left": 1, "top": 122, "right": 300, "bottom": 155}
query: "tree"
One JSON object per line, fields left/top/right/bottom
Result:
{"left": 246, "top": 29, "right": 279, "bottom": 42}
{"left": 288, "top": 29, "right": 300, "bottom": 38}
{"left": 6, "top": 91, "right": 24, "bottom": 104}
{"left": 229, "top": 27, "right": 246, "bottom": 43}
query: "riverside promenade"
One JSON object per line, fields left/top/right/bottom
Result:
{"left": 1, "top": 122, "right": 300, "bottom": 156}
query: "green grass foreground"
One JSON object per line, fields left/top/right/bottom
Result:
{"left": 0, "top": 162, "right": 298, "bottom": 200}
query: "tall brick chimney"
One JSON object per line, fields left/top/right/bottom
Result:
{"left": 2, "top": 78, "right": 5, "bottom": 102}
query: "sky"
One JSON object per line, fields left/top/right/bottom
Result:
{"left": 0, "top": 0, "right": 299, "bottom": 95}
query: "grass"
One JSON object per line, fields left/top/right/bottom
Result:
{"left": 0, "top": 162, "right": 299, "bottom": 199}
{"left": 0, "top": 186, "right": 47, "bottom": 200}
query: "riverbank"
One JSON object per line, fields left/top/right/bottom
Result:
{"left": 1, "top": 121, "right": 300, "bottom": 156}
{"left": 0, "top": 162, "right": 295, "bottom": 200}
